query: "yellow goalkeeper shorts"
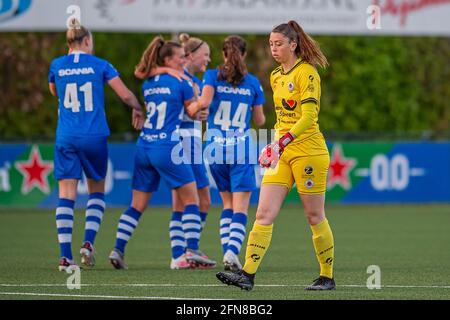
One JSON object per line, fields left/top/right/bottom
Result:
{"left": 261, "top": 136, "right": 330, "bottom": 195}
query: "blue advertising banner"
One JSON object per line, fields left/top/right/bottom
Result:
{"left": 0, "top": 142, "right": 449, "bottom": 208}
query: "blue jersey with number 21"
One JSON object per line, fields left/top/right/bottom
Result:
{"left": 48, "top": 52, "right": 119, "bottom": 137}
{"left": 138, "top": 74, "right": 194, "bottom": 147}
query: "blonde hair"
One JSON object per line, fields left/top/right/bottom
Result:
{"left": 66, "top": 18, "right": 91, "bottom": 47}
{"left": 179, "top": 33, "right": 205, "bottom": 56}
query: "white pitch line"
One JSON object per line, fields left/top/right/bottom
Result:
{"left": 1, "top": 283, "right": 450, "bottom": 289}
{"left": 0, "top": 292, "right": 225, "bottom": 300}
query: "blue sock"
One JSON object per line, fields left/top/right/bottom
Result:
{"left": 170, "top": 211, "right": 186, "bottom": 259}
{"left": 227, "top": 213, "right": 248, "bottom": 255}
{"left": 83, "top": 193, "right": 105, "bottom": 246}
{"left": 219, "top": 209, "right": 233, "bottom": 255}
{"left": 182, "top": 204, "right": 201, "bottom": 251}
{"left": 200, "top": 212, "right": 208, "bottom": 232}
{"left": 114, "top": 207, "right": 142, "bottom": 254}
{"left": 56, "top": 198, "right": 75, "bottom": 260}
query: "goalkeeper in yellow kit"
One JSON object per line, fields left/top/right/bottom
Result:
{"left": 216, "top": 20, "right": 335, "bottom": 291}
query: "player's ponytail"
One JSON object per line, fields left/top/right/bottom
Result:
{"left": 135, "top": 36, "right": 182, "bottom": 79}
{"left": 273, "top": 21, "right": 328, "bottom": 69}
{"left": 179, "top": 33, "right": 205, "bottom": 56}
{"left": 135, "top": 36, "right": 165, "bottom": 79}
{"left": 66, "top": 18, "right": 90, "bottom": 47}
{"left": 218, "top": 35, "right": 248, "bottom": 87}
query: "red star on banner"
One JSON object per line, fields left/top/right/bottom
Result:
{"left": 15, "top": 146, "right": 53, "bottom": 195}
{"left": 328, "top": 144, "right": 357, "bottom": 190}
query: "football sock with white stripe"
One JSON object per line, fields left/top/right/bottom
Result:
{"left": 114, "top": 207, "right": 142, "bottom": 254}
{"left": 182, "top": 204, "right": 201, "bottom": 251}
{"left": 83, "top": 193, "right": 105, "bottom": 246}
{"left": 219, "top": 209, "right": 233, "bottom": 255}
{"left": 170, "top": 211, "right": 186, "bottom": 259}
{"left": 227, "top": 212, "right": 248, "bottom": 256}
{"left": 56, "top": 198, "right": 75, "bottom": 260}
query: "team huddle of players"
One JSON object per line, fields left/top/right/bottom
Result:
{"left": 49, "top": 18, "right": 336, "bottom": 291}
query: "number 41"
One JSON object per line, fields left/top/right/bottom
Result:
{"left": 64, "top": 82, "right": 93, "bottom": 113}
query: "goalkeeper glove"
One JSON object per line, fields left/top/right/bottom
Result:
{"left": 258, "top": 132, "right": 296, "bottom": 168}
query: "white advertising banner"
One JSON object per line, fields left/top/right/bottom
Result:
{"left": 1, "top": 0, "right": 450, "bottom": 35}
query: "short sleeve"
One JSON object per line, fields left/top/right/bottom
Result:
{"left": 252, "top": 77, "right": 266, "bottom": 106}
{"left": 181, "top": 80, "right": 195, "bottom": 102}
{"left": 202, "top": 69, "right": 217, "bottom": 88}
{"left": 104, "top": 61, "right": 120, "bottom": 82}
{"left": 298, "top": 65, "right": 320, "bottom": 105}
{"left": 48, "top": 61, "right": 56, "bottom": 83}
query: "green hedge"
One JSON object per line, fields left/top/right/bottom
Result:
{"left": 0, "top": 33, "right": 448, "bottom": 140}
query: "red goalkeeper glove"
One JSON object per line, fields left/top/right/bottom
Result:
{"left": 258, "top": 132, "right": 296, "bottom": 168}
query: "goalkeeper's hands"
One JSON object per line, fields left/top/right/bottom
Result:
{"left": 258, "top": 142, "right": 280, "bottom": 168}
{"left": 258, "top": 132, "right": 296, "bottom": 168}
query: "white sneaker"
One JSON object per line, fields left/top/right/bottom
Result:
{"left": 185, "top": 248, "right": 217, "bottom": 269}
{"left": 223, "top": 250, "right": 242, "bottom": 272}
{"left": 58, "top": 257, "right": 77, "bottom": 272}
{"left": 109, "top": 249, "right": 128, "bottom": 270}
{"left": 170, "top": 254, "right": 191, "bottom": 270}
{"left": 80, "top": 242, "right": 95, "bottom": 267}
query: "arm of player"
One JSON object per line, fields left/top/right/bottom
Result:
{"left": 135, "top": 66, "right": 190, "bottom": 82}
{"left": 259, "top": 103, "right": 317, "bottom": 168}
{"left": 185, "top": 85, "right": 214, "bottom": 119}
{"left": 108, "top": 77, "right": 145, "bottom": 130}
{"left": 49, "top": 83, "right": 57, "bottom": 97}
{"left": 252, "top": 105, "right": 266, "bottom": 127}
{"left": 277, "top": 67, "right": 321, "bottom": 153}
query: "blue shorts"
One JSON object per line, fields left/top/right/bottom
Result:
{"left": 132, "top": 145, "right": 196, "bottom": 193}
{"left": 180, "top": 135, "right": 209, "bottom": 189}
{"left": 54, "top": 135, "right": 108, "bottom": 181}
{"left": 209, "top": 163, "right": 256, "bottom": 193}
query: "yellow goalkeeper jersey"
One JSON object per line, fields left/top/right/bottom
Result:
{"left": 270, "top": 59, "right": 322, "bottom": 144}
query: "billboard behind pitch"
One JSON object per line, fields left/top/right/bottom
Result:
{"left": 0, "top": 142, "right": 449, "bottom": 208}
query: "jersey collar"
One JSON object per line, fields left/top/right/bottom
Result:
{"left": 281, "top": 58, "right": 304, "bottom": 76}
{"left": 69, "top": 50, "right": 88, "bottom": 55}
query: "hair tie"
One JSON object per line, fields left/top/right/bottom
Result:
{"left": 190, "top": 41, "right": 204, "bottom": 54}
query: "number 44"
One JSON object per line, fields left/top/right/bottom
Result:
{"left": 214, "top": 101, "right": 248, "bottom": 131}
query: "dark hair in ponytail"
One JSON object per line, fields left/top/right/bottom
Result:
{"left": 135, "top": 36, "right": 182, "bottom": 79}
{"left": 218, "top": 35, "right": 248, "bottom": 86}
{"left": 272, "top": 20, "right": 328, "bottom": 69}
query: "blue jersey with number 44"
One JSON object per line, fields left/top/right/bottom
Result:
{"left": 138, "top": 74, "right": 195, "bottom": 147}
{"left": 48, "top": 52, "right": 119, "bottom": 137}
{"left": 203, "top": 69, "right": 265, "bottom": 144}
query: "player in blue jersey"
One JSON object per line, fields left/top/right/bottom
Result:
{"left": 48, "top": 19, "right": 144, "bottom": 271}
{"left": 109, "top": 36, "right": 208, "bottom": 270}
{"left": 187, "top": 36, "right": 266, "bottom": 271}
{"left": 173, "top": 33, "right": 216, "bottom": 268}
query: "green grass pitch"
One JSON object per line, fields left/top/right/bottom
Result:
{"left": 0, "top": 205, "right": 449, "bottom": 300}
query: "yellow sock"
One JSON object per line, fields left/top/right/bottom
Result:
{"left": 311, "top": 219, "right": 334, "bottom": 279}
{"left": 242, "top": 222, "right": 273, "bottom": 275}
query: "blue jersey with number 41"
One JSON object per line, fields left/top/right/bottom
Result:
{"left": 48, "top": 52, "right": 119, "bottom": 137}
